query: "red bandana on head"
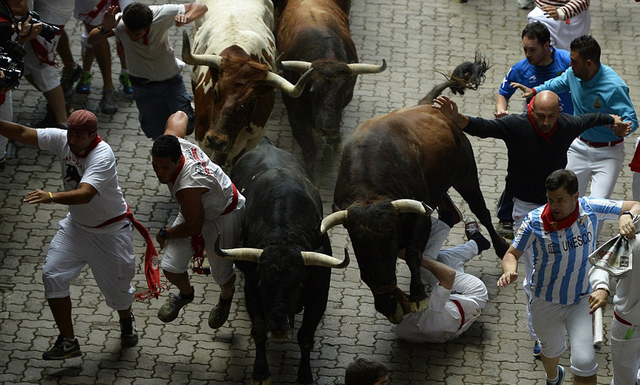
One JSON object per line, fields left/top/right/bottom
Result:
{"left": 527, "top": 96, "right": 557, "bottom": 144}
{"left": 541, "top": 201, "right": 580, "bottom": 232}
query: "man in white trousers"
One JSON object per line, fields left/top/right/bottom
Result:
{"left": 589, "top": 218, "right": 640, "bottom": 385}
{"left": 395, "top": 216, "right": 490, "bottom": 343}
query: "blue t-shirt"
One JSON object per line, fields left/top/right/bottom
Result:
{"left": 499, "top": 48, "right": 573, "bottom": 115}
{"left": 534, "top": 64, "right": 639, "bottom": 142}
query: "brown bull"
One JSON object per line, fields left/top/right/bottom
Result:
{"left": 182, "top": 0, "right": 312, "bottom": 166}
{"left": 324, "top": 55, "right": 510, "bottom": 323}
{"left": 276, "top": 0, "right": 386, "bottom": 175}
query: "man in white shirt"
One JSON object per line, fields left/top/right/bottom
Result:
{"left": 0, "top": 110, "right": 147, "bottom": 360}
{"left": 589, "top": 220, "right": 640, "bottom": 385}
{"left": 88, "top": 2, "right": 208, "bottom": 139}
{"left": 395, "top": 217, "right": 490, "bottom": 343}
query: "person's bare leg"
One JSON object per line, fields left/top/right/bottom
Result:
{"left": 541, "top": 354, "right": 561, "bottom": 382}
{"left": 44, "top": 86, "right": 68, "bottom": 124}
{"left": 56, "top": 29, "right": 76, "bottom": 68}
{"left": 47, "top": 297, "right": 74, "bottom": 338}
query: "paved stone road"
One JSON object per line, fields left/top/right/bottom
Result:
{"left": 1, "top": 0, "right": 639, "bottom": 384}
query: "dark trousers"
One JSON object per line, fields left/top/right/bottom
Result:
{"left": 497, "top": 190, "right": 514, "bottom": 223}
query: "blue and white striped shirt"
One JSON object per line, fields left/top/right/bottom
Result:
{"left": 513, "top": 197, "right": 622, "bottom": 305}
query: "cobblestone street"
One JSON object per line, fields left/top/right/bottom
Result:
{"left": 1, "top": 0, "right": 640, "bottom": 383}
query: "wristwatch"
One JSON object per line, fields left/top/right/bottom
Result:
{"left": 159, "top": 226, "right": 168, "bottom": 239}
{"left": 98, "top": 24, "right": 111, "bottom": 35}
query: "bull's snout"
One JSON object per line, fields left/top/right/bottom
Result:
{"left": 267, "top": 306, "right": 293, "bottom": 342}
{"left": 317, "top": 127, "right": 341, "bottom": 143}
{"left": 205, "top": 133, "right": 229, "bottom": 151}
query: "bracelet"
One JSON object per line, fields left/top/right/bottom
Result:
{"left": 159, "top": 226, "right": 167, "bottom": 239}
{"left": 98, "top": 24, "right": 111, "bottom": 35}
{"left": 596, "top": 287, "right": 610, "bottom": 295}
{"left": 623, "top": 211, "right": 634, "bottom": 220}
{"left": 48, "top": 191, "right": 53, "bottom": 203}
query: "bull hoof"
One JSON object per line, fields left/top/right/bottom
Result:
{"left": 251, "top": 378, "right": 272, "bottom": 385}
{"left": 386, "top": 302, "right": 405, "bottom": 324}
{"left": 409, "top": 298, "right": 429, "bottom": 313}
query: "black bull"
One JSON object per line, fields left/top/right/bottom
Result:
{"left": 325, "top": 57, "right": 510, "bottom": 324}
{"left": 216, "top": 138, "right": 348, "bottom": 385}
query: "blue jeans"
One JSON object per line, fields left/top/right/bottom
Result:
{"left": 131, "top": 74, "right": 195, "bottom": 139}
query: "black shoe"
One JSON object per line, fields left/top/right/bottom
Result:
{"left": 465, "top": 217, "right": 490, "bottom": 253}
{"left": 120, "top": 314, "right": 139, "bottom": 347}
{"left": 208, "top": 286, "right": 235, "bottom": 329}
{"left": 61, "top": 63, "right": 83, "bottom": 99}
{"left": 42, "top": 334, "right": 82, "bottom": 360}
{"left": 438, "top": 193, "right": 462, "bottom": 228}
{"left": 35, "top": 104, "right": 74, "bottom": 128}
{"left": 497, "top": 220, "right": 514, "bottom": 240}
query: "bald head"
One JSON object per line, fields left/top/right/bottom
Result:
{"left": 533, "top": 90, "right": 560, "bottom": 110}
{"left": 531, "top": 91, "right": 561, "bottom": 134}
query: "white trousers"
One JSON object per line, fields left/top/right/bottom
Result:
{"left": 43, "top": 216, "right": 135, "bottom": 311}
{"left": 161, "top": 208, "right": 243, "bottom": 285}
{"left": 420, "top": 218, "right": 478, "bottom": 286}
{"left": 530, "top": 297, "right": 598, "bottom": 377}
{"left": 610, "top": 317, "right": 640, "bottom": 385}
{"left": 527, "top": 6, "right": 591, "bottom": 51}
{"left": 566, "top": 138, "right": 625, "bottom": 199}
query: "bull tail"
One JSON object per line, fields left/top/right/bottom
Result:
{"left": 418, "top": 52, "right": 491, "bottom": 105}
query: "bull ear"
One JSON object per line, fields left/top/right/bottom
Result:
{"left": 300, "top": 248, "right": 349, "bottom": 268}
{"left": 280, "top": 60, "right": 313, "bottom": 73}
{"left": 264, "top": 67, "right": 314, "bottom": 97}
{"left": 347, "top": 59, "right": 387, "bottom": 75}
{"left": 214, "top": 234, "right": 263, "bottom": 263}
{"left": 319, "top": 210, "right": 348, "bottom": 235}
{"left": 181, "top": 30, "right": 222, "bottom": 69}
{"left": 391, "top": 199, "right": 434, "bottom": 216}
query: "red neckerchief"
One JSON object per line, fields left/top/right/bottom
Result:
{"left": 142, "top": 28, "right": 150, "bottom": 46}
{"left": 541, "top": 201, "right": 580, "bottom": 232}
{"left": 527, "top": 97, "right": 557, "bottom": 144}
{"left": 72, "top": 134, "right": 102, "bottom": 158}
{"left": 169, "top": 154, "right": 185, "bottom": 184}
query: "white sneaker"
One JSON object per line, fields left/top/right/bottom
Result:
{"left": 517, "top": 0, "right": 534, "bottom": 9}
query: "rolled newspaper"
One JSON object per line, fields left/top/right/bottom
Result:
{"left": 593, "top": 307, "right": 603, "bottom": 349}
{"left": 588, "top": 214, "right": 639, "bottom": 277}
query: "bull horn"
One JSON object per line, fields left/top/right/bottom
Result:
{"left": 181, "top": 30, "right": 222, "bottom": 69}
{"left": 390, "top": 199, "right": 434, "bottom": 216}
{"left": 279, "top": 60, "right": 313, "bottom": 73}
{"left": 347, "top": 59, "right": 387, "bottom": 75}
{"left": 319, "top": 210, "right": 348, "bottom": 235}
{"left": 301, "top": 247, "right": 350, "bottom": 268}
{"left": 214, "top": 235, "right": 263, "bottom": 263}
{"left": 264, "top": 67, "right": 314, "bottom": 97}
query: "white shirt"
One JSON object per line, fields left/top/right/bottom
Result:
{"left": 114, "top": 4, "right": 186, "bottom": 81}
{"left": 514, "top": 197, "right": 622, "bottom": 305}
{"left": 395, "top": 272, "right": 488, "bottom": 343}
{"left": 37, "top": 128, "right": 128, "bottom": 231}
{"left": 168, "top": 138, "right": 245, "bottom": 220}
{"left": 590, "top": 237, "right": 640, "bottom": 325}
